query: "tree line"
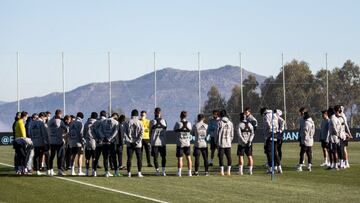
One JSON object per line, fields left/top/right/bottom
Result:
{"left": 202, "top": 59, "right": 360, "bottom": 130}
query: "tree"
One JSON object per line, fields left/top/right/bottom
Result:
{"left": 202, "top": 85, "right": 227, "bottom": 114}
{"left": 260, "top": 60, "right": 319, "bottom": 129}
{"left": 226, "top": 85, "right": 241, "bottom": 114}
{"left": 328, "top": 60, "right": 360, "bottom": 127}
{"left": 243, "top": 74, "right": 261, "bottom": 114}
{"left": 227, "top": 74, "right": 261, "bottom": 115}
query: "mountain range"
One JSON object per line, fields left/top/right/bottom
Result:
{"left": 0, "top": 65, "right": 266, "bottom": 131}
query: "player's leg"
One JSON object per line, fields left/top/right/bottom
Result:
{"left": 274, "top": 141, "right": 282, "bottom": 173}
{"left": 152, "top": 146, "right": 160, "bottom": 175}
{"left": 57, "top": 144, "right": 65, "bottom": 176}
{"left": 70, "top": 147, "right": 77, "bottom": 175}
{"left": 237, "top": 145, "right": 244, "bottom": 175}
{"left": 85, "top": 148, "right": 91, "bottom": 176}
{"left": 93, "top": 146, "right": 102, "bottom": 176}
{"left": 224, "top": 148, "right": 232, "bottom": 176}
{"left": 247, "top": 145, "right": 254, "bottom": 175}
{"left": 320, "top": 141, "right": 329, "bottom": 166}
{"left": 49, "top": 144, "right": 57, "bottom": 175}
{"left": 144, "top": 140, "right": 152, "bottom": 167}
{"left": 33, "top": 147, "right": 41, "bottom": 175}
{"left": 193, "top": 147, "right": 200, "bottom": 176}
{"left": 110, "top": 143, "right": 119, "bottom": 176}
{"left": 117, "top": 144, "right": 124, "bottom": 169}
{"left": 344, "top": 140, "right": 350, "bottom": 168}
{"left": 126, "top": 145, "right": 134, "bottom": 177}
{"left": 77, "top": 148, "right": 84, "bottom": 175}
{"left": 265, "top": 139, "right": 272, "bottom": 173}
{"left": 202, "top": 148, "right": 209, "bottom": 175}
{"left": 176, "top": 146, "right": 183, "bottom": 177}
{"left": 306, "top": 146, "right": 312, "bottom": 171}
{"left": 218, "top": 147, "right": 225, "bottom": 176}
{"left": 160, "top": 146, "right": 167, "bottom": 176}
{"left": 135, "top": 147, "right": 143, "bottom": 177}
{"left": 297, "top": 145, "right": 305, "bottom": 171}
{"left": 209, "top": 137, "right": 216, "bottom": 166}
{"left": 277, "top": 137, "right": 283, "bottom": 161}
{"left": 102, "top": 144, "right": 110, "bottom": 176}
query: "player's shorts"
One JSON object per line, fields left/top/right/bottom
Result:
{"left": 85, "top": 148, "right": 95, "bottom": 160}
{"left": 176, "top": 146, "right": 190, "bottom": 157}
{"left": 237, "top": 145, "right": 253, "bottom": 156}
{"left": 71, "top": 146, "right": 84, "bottom": 155}
{"left": 320, "top": 140, "right": 329, "bottom": 149}
{"left": 329, "top": 142, "right": 338, "bottom": 153}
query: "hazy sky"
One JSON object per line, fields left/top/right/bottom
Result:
{"left": 0, "top": 0, "right": 359, "bottom": 102}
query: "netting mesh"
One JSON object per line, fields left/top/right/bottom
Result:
{"left": 0, "top": 52, "right": 359, "bottom": 131}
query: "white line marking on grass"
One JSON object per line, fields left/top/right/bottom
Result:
{"left": 0, "top": 162, "right": 168, "bottom": 203}
{"left": 0, "top": 163, "right": 13, "bottom": 167}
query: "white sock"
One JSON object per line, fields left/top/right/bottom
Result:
{"left": 178, "top": 168, "right": 182, "bottom": 174}
{"left": 162, "top": 167, "right": 166, "bottom": 173}
{"left": 227, "top": 166, "right": 231, "bottom": 173}
{"left": 138, "top": 172, "right": 142, "bottom": 176}
{"left": 249, "top": 166, "right": 253, "bottom": 173}
{"left": 239, "top": 165, "right": 243, "bottom": 173}
{"left": 220, "top": 166, "right": 224, "bottom": 173}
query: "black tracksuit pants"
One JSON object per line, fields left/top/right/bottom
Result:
{"left": 127, "top": 144, "right": 142, "bottom": 173}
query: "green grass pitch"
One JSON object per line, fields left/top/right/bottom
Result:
{"left": 0, "top": 142, "right": 359, "bottom": 203}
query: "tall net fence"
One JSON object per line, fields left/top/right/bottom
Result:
{"left": 0, "top": 52, "right": 359, "bottom": 132}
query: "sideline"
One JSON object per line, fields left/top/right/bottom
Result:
{"left": 0, "top": 162, "right": 169, "bottom": 203}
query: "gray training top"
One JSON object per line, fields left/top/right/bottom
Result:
{"left": 84, "top": 118, "right": 97, "bottom": 150}
{"left": 216, "top": 117, "right": 234, "bottom": 148}
{"left": 174, "top": 119, "right": 192, "bottom": 148}
{"left": 320, "top": 119, "right": 330, "bottom": 142}
{"left": 237, "top": 121, "right": 255, "bottom": 146}
{"left": 48, "top": 117, "right": 68, "bottom": 145}
{"left": 124, "top": 117, "right": 144, "bottom": 148}
{"left": 68, "top": 117, "right": 84, "bottom": 148}
{"left": 150, "top": 118, "right": 167, "bottom": 147}
{"left": 98, "top": 117, "right": 119, "bottom": 145}
{"left": 191, "top": 121, "right": 208, "bottom": 148}
{"left": 30, "top": 118, "right": 49, "bottom": 147}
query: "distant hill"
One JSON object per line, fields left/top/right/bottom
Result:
{"left": 0, "top": 65, "right": 266, "bottom": 131}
